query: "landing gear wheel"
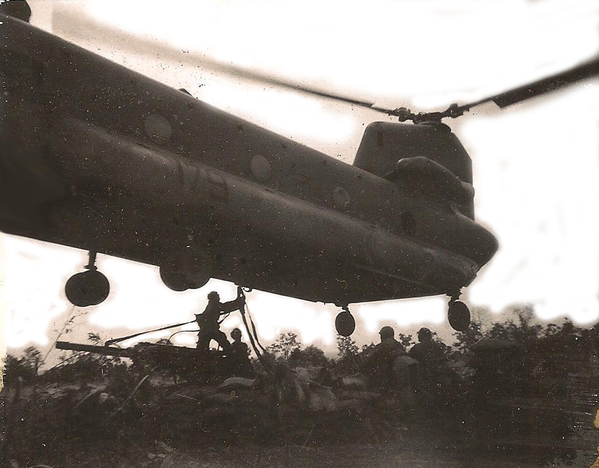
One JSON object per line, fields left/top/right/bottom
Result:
{"left": 335, "top": 308, "right": 356, "bottom": 337}
{"left": 65, "top": 270, "right": 110, "bottom": 307}
{"left": 160, "top": 264, "right": 190, "bottom": 292}
{"left": 186, "top": 265, "right": 210, "bottom": 290}
{"left": 160, "top": 251, "right": 211, "bottom": 291}
{"left": 448, "top": 300, "right": 470, "bottom": 332}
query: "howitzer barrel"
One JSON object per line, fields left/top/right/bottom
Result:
{"left": 56, "top": 341, "right": 135, "bottom": 358}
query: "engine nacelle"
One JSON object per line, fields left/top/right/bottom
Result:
{"left": 354, "top": 121, "right": 474, "bottom": 219}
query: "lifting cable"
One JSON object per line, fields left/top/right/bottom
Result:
{"left": 168, "top": 329, "right": 199, "bottom": 342}
{"left": 238, "top": 287, "right": 266, "bottom": 351}
{"left": 246, "top": 301, "right": 267, "bottom": 354}
{"left": 218, "top": 311, "right": 232, "bottom": 326}
{"left": 102, "top": 287, "right": 272, "bottom": 371}
{"left": 105, "top": 319, "right": 196, "bottom": 346}
{"left": 237, "top": 286, "right": 272, "bottom": 373}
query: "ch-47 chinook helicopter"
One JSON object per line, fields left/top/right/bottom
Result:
{"left": 1, "top": 2, "right": 598, "bottom": 336}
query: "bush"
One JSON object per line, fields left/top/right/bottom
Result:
{"left": 289, "top": 345, "right": 331, "bottom": 368}
{"left": 266, "top": 332, "right": 302, "bottom": 362}
{"left": 3, "top": 347, "right": 41, "bottom": 385}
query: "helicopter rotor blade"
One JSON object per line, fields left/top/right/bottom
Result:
{"left": 51, "top": 7, "right": 598, "bottom": 122}
{"left": 51, "top": 7, "right": 397, "bottom": 114}
{"left": 207, "top": 70, "right": 405, "bottom": 115}
{"left": 244, "top": 55, "right": 599, "bottom": 119}
{"left": 269, "top": 55, "right": 599, "bottom": 120}
{"left": 220, "top": 72, "right": 381, "bottom": 110}
{"left": 298, "top": 55, "right": 599, "bottom": 122}
{"left": 461, "top": 55, "right": 599, "bottom": 111}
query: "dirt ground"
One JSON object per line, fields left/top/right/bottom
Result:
{"left": 20, "top": 429, "right": 595, "bottom": 468}
{"left": 4, "top": 343, "right": 599, "bottom": 467}
{"left": 4, "top": 380, "right": 597, "bottom": 468}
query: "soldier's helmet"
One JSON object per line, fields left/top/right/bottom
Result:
{"left": 231, "top": 328, "right": 242, "bottom": 340}
{"left": 418, "top": 327, "right": 433, "bottom": 339}
{"left": 379, "top": 326, "right": 395, "bottom": 339}
{"left": 207, "top": 291, "right": 220, "bottom": 301}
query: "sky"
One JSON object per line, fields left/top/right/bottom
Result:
{"left": 1, "top": 0, "right": 598, "bottom": 364}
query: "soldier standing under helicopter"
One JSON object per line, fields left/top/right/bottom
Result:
{"left": 195, "top": 289, "right": 245, "bottom": 352}
{"left": 360, "top": 326, "right": 409, "bottom": 391}
{"left": 409, "top": 328, "right": 444, "bottom": 373}
{"left": 409, "top": 327, "right": 451, "bottom": 398}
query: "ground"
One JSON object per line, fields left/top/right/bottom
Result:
{"left": 3, "top": 374, "right": 598, "bottom": 468}
{"left": 4, "top": 332, "right": 599, "bottom": 468}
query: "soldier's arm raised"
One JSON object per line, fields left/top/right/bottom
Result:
{"left": 220, "top": 296, "right": 245, "bottom": 314}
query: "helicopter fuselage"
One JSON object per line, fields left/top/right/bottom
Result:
{"left": 0, "top": 14, "right": 497, "bottom": 305}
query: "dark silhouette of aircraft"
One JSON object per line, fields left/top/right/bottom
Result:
{"left": 1, "top": 2, "right": 597, "bottom": 334}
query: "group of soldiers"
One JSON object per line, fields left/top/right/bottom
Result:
{"left": 193, "top": 288, "right": 254, "bottom": 377}
{"left": 360, "top": 325, "right": 451, "bottom": 404}
{"left": 193, "top": 289, "right": 450, "bottom": 402}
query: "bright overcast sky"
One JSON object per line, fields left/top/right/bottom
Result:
{"left": 2, "top": 0, "right": 598, "bottom": 361}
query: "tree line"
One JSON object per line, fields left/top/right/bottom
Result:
{"left": 3, "top": 305, "right": 598, "bottom": 386}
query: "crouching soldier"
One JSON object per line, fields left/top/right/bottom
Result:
{"left": 229, "top": 328, "right": 255, "bottom": 377}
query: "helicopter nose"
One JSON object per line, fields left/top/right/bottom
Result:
{"left": 466, "top": 223, "right": 499, "bottom": 268}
